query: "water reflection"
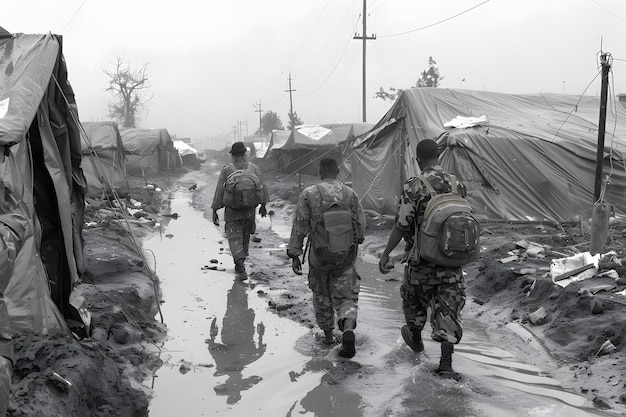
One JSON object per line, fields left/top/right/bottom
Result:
{"left": 286, "top": 356, "right": 364, "bottom": 416}
{"left": 206, "top": 279, "right": 266, "bottom": 404}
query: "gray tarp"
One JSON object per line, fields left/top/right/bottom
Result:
{"left": 0, "top": 29, "right": 88, "bottom": 340}
{"left": 81, "top": 121, "right": 129, "bottom": 198}
{"left": 119, "top": 127, "right": 176, "bottom": 174}
{"left": 263, "top": 123, "right": 373, "bottom": 176}
{"left": 345, "top": 88, "right": 626, "bottom": 222}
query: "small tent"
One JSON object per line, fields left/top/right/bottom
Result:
{"left": 345, "top": 88, "right": 626, "bottom": 222}
{"left": 81, "top": 121, "right": 129, "bottom": 198}
{"left": 173, "top": 140, "right": 200, "bottom": 169}
{"left": 0, "top": 26, "right": 89, "bottom": 348}
{"left": 119, "top": 127, "right": 176, "bottom": 174}
{"left": 262, "top": 123, "right": 373, "bottom": 176}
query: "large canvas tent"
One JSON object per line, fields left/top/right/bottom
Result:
{"left": 81, "top": 121, "right": 129, "bottom": 198}
{"left": 0, "top": 25, "right": 89, "bottom": 353}
{"left": 262, "top": 123, "right": 373, "bottom": 176}
{"left": 119, "top": 127, "right": 177, "bottom": 174}
{"left": 345, "top": 88, "right": 626, "bottom": 222}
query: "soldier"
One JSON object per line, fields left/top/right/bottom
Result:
{"left": 378, "top": 139, "right": 467, "bottom": 380}
{"left": 212, "top": 142, "right": 269, "bottom": 280}
{"left": 287, "top": 157, "right": 366, "bottom": 358}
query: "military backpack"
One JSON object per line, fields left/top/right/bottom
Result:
{"left": 416, "top": 174, "right": 480, "bottom": 267}
{"left": 222, "top": 163, "right": 264, "bottom": 209}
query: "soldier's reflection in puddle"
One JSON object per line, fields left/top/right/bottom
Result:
{"left": 286, "top": 359, "right": 364, "bottom": 416}
{"left": 207, "top": 279, "right": 266, "bottom": 404}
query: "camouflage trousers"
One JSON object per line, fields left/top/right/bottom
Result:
{"left": 224, "top": 218, "right": 256, "bottom": 263}
{"left": 308, "top": 266, "right": 360, "bottom": 331}
{"left": 401, "top": 262, "right": 466, "bottom": 344}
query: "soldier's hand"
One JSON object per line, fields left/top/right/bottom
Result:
{"left": 212, "top": 210, "right": 219, "bottom": 226}
{"left": 378, "top": 254, "right": 394, "bottom": 274}
{"left": 291, "top": 256, "right": 302, "bottom": 275}
{"left": 259, "top": 205, "right": 267, "bottom": 218}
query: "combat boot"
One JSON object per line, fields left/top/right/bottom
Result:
{"left": 234, "top": 260, "right": 247, "bottom": 280}
{"left": 401, "top": 325, "right": 424, "bottom": 353}
{"left": 436, "top": 342, "right": 462, "bottom": 381}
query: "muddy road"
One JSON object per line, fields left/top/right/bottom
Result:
{"left": 143, "top": 164, "right": 614, "bottom": 417}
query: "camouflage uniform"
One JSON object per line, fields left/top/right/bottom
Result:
{"left": 287, "top": 180, "right": 366, "bottom": 332}
{"left": 395, "top": 165, "right": 467, "bottom": 344}
{"left": 211, "top": 156, "right": 269, "bottom": 264}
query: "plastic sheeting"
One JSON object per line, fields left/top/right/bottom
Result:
{"left": 0, "top": 29, "right": 87, "bottom": 337}
{"left": 347, "top": 88, "right": 626, "bottom": 222}
{"left": 262, "top": 123, "right": 373, "bottom": 176}
{"left": 119, "top": 127, "right": 176, "bottom": 174}
{"left": 81, "top": 121, "right": 129, "bottom": 198}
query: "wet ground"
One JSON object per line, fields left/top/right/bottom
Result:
{"left": 143, "top": 169, "right": 615, "bottom": 417}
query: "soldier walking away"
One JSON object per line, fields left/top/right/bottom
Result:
{"left": 212, "top": 142, "right": 269, "bottom": 280}
{"left": 287, "top": 157, "right": 366, "bottom": 358}
{"left": 378, "top": 139, "right": 477, "bottom": 380}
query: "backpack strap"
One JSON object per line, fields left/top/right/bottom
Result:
{"left": 419, "top": 174, "right": 458, "bottom": 196}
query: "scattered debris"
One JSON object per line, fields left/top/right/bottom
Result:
{"left": 528, "top": 306, "right": 547, "bottom": 325}
{"left": 595, "top": 340, "right": 617, "bottom": 357}
{"left": 500, "top": 255, "right": 519, "bottom": 264}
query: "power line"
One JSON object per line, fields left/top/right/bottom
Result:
{"left": 154, "top": 93, "right": 224, "bottom": 131}
{"left": 60, "top": 0, "right": 89, "bottom": 33}
{"left": 378, "top": 0, "right": 491, "bottom": 38}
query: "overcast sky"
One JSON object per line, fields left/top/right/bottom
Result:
{"left": 4, "top": 0, "right": 626, "bottom": 146}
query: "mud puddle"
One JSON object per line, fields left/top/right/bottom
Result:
{"left": 143, "top": 183, "right": 611, "bottom": 416}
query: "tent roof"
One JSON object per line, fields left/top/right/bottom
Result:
{"left": 269, "top": 123, "right": 374, "bottom": 152}
{"left": 357, "top": 88, "right": 626, "bottom": 156}
{"left": 0, "top": 31, "right": 59, "bottom": 146}
{"left": 81, "top": 121, "right": 123, "bottom": 152}
{"left": 119, "top": 128, "right": 173, "bottom": 154}
{"left": 173, "top": 140, "right": 198, "bottom": 156}
{"left": 351, "top": 88, "right": 626, "bottom": 222}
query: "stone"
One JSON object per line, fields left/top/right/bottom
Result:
{"left": 528, "top": 307, "right": 547, "bottom": 325}
{"left": 590, "top": 298, "right": 605, "bottom": 315}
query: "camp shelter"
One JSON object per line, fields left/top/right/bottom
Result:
{"left": 262, "top": 123, "right": 373, "bottom": 176}
{"left": 0, "top": 27, "right": 89, "bottom": 345}
{"left": 345, "top": 87, "right": 626, "bottom": 222}
{"left": 173, "top": 140, "right": 201, "bottom": 169}
{"left": 81, "top": 121, "right": 130, "bottom": 198}
{"left": 119, "top": 127, "right": 177, "bottom": 174}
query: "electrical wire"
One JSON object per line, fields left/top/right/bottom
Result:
{"left": 52, "top": 71, "right": 165, "bottom": 325}
{"left": 378, "top": 0, "right": 491, "bottom": 38}
{"left": 60, "top": 0, "right": 89, "bottom": 33}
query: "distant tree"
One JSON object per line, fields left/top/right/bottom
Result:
{"left": 287, "top": 109, "right": 303, "bottom": 131}
{"left": 416, "top": 56, "right": 444, "bottom": 87}
{"left": 257, "top": 111, "right": 284, "bottom": 136}
{"left": 374, "top": 56, "right": 444, "bottom": 102}
{"left": 104, "top": 57, "right": 152, "bottom": 128}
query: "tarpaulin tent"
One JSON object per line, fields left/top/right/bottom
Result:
{"left": 0, "top": 26, "right": 89, "bottom": 355}
{"left": 173, "top": 140, "right": 200, "bottom": 169}
{"left": 262, "top": 123, "right": 373, "bottom": 176}
{"left": 344, "top": 88, "right": 626, "bottom": 223}
{"left": 81, "top": 121, "right": 129, "bottom": 198}
{"left": 119, "top": 127, "right": 177, "bottom": 174}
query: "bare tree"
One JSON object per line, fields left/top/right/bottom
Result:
{"left": 104, "top": 57, "right": 152, "bottom": 127}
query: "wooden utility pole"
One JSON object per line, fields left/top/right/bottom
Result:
{"left": 285, "top": 73, "right": 302, "bottom": 189}
{"left": 593, "top": 52, "right": 611, "bottom": 202}
{"left": 285, "top": 73, "right": 296, "bottom": 129}
{"left": 254, "top": 100, "right": 263, "bottom": 143}
{"left": 590, "top": 52, "right": 612, "bottom": 255}
{"left": 353, "top": 0, "right": 376, "bottom": 123}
